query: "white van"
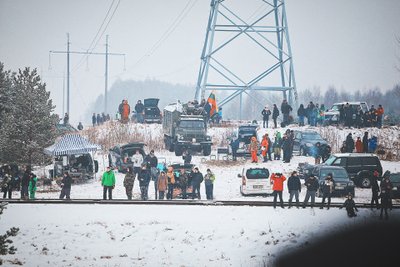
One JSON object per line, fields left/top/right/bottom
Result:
{"left": 238, "top": 167, "right": 272, "bottom": 196}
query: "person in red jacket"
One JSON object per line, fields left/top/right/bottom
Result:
{"left": 355, "top": 137, "right": 363, "bottom": 153}
{"left": 271, "top": 172, "right": 286, "bottom": 208}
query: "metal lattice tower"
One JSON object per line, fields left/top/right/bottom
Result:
{"left": 195, "top": 0, "right": 298, "bottom": 118}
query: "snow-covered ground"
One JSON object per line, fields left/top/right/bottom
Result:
{"left": 1, "top": 122, "right": 399, "bottom": 266}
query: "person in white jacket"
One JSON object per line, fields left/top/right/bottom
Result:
{"left": 131, "top": 150, "right": 144, "bottom": 178}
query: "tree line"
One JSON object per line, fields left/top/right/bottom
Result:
{"left": 0, "top": 62, "right": 58, "bottom": 167}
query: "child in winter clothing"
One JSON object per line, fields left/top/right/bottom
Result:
{"left": 28, "top": 173, "right": 38, "bottom": 200}
{"left": 157, "top": 171, "right": 168, "bottom": 200}
{"left": 340, "top": 193, "right": 358, "bottom": 217}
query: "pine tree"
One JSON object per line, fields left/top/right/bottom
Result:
{"left": 0, "top": 203, "right": 19, "bottom": 265}
{"left": 0, "top": 67, "right": 58, "bottom": 166}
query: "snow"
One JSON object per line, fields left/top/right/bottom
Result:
{"left": 1, "top": 122, "right": 400, "bottom": 266}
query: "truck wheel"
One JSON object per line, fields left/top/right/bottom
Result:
{"left": 360, "top": 177, "right": 371, "bottom": 188}
{"left": 203, "top": 145, "right": 211, "bottom": 156}
{"left": 175, "top": 146, "right": 183, "bottom": 156}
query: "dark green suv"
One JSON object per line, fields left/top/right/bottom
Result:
{"left": 323, "top": 153, "right": 382, "bottom": 188}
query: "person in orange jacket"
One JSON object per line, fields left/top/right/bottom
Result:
{"left": 355, "top": 137, "right": 363, "bottom": 153}
{"left": 271, "top": 172, "right": 286, "bottom": 208}
{"left": 250, "top": 136, "right": 259, "bottom": 163}
{"left": 261, "top": 134, "right": 269, "bottom": 162}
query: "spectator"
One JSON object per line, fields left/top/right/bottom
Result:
{"left": 144, "top": 150, "right": 159, "bottom": 199}
{"left": 157, "top": 171, "right": 168, "bottom": 200}
{"left": 376, "top": 104, "right": 384, "bottom": 128}
{"left": 118, "top": 100, "right": 124, "bottom": 118}
{"left": 131, "top": 150, "right": 144, "bottom": 181}
{"left": 261, "top": 134, "right": 269, "bottom": 162}
{"left": 370, "top": 170, "right": 380, "bottom": 210}
{"left": 250, "top": 136, "right": 259, "bottom": 163}
{"left": 320, "top": 173, "right": 334, "bottom": 209}
{"left": 96, "top": 113, "right": 101, "bottom": 125}
{"left": 92, "top": 113, "right": 96, "bottom": 127}
{"left": 77, "top": 122, "right": 83, "bottom": 131}
{"left": 287, "top": 171, "right": 301, "bottom": 208}
{"left": 204, "top": 168, "right": 216, "bottom": 200}
{"left": 368, "top": 136, "right": 378, "bottom": 153}
{"left": 379, "top": 174, "right": 393, "bottom": 220}
{"left": 273, "top": 132, "right": 282, "bottom": 160}
{"left": 63, "top": 113, "right": 69, "bottom": 125}
{"left": 182, "top": 149, "right": 192, "bottom": 164}
{"left": 297, "top": 104, "right": 306, "bottom": 126}
{"left": 302, "top": 174, "right": 319, "bottom": 208}
{"left": 166, "top": 166, "right": 175, "bottom": 200}
{"left": 280, "top": 99, "right": 293, "bottom": 126}
{"left": 138, "top": 164, "right": 151, "bottom": 200}
{"left": 261, "top": 106, "right": 272, "bottom": 128}
{"left": 310, "top": 142, "right": 322, "bottom": 164}
{"left": 102, "top": 166, "right": 115, "bottom": 200}
{"left": 272, "top": 104, "right": 280, "bottom": 128}
{"left": 271, "top": 172, "right": 286, "bottom": 209}
{"left": 123, "top": 167, "right": 135, "bottom": 200}
{"left": 345, "top": 133, "right": 355, "bottom": 153}
{"left": 340, "top": 193, "right": 358, "bottom": 217}
{"left": 121, "top": 100, "right": 131, "bottom": 123}
{"left": 362, "top": 131, "right": 369, "bottom": 153}
{"left": 190, "top": 167, "right": 203, "bottom": 200}
{"left": 179, "top": 168, "right": 188, "bottom": 199}
{"left": 355, "top": 137, "right": 363, "bottom": 153}
{"left": 1, "top": 173, "right": 11, "bottom": 199}
{"left": 21, "top": 167, "right": 30, "bottom": 200}
{"left": 229, "top": 137, "right": 240, "bottom": 161}
{"left": 135, "top": 100, "right": 145, "bottom": 123}
{"left": 59, "top": 171, "right": 72, "bottom": 200}
{"left": 28, "top": 173, "right": 37, "bottom": 200}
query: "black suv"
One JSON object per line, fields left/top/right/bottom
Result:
{"left": 108, "top": 142, "right": 147, "bottom": 173}
{"left": 323, "top": 153, "right": 383, "bottom": 188}
{"left": 311, "top": 165, "right": 355, "bottom": 197}
{"left": 143, "top": 98, "right": 162, "bottom": 123}
{"left": 292, "top": 130, "right": 329, "bottom": 156}
{"left": 388, "top": 172, "right": 400, "bottom": 199}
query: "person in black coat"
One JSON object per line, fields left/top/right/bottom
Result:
{"left": 362, "top": 132, "right": 369, "bottom": 153}
{"left": 182, "top": 149, "right": 192, "bottom": 164}
{"left": 287, "top": 171, "right": 301, "bottom": 208}
{"left": 340, "top": 193, "right": 358, "bottom": 217}
{"left": 21, "top": 167, "right": 31, "bottom": 200}
{"left": 138, "top": 164, "right": 151, "bottom": 200}
{"left": 272, "top": 104, "right": 280, "bottom": 128}
{"left": 92, "top": 113, "right": 96, "bottom": 127}
{"left": 261, "top": 106, "right": 272, "bottom": 128}
{"left": 320, "top": 174, "right": 334, "bottom": 209}
{"left": 379, "top": 175, "right": 392, "bottom": 220}
{"left": 302, "top": 174, "right": 319, "bottom": 208}
{"left": 345, "top": 133, "right": 355, "bottom": 153}
{"left": 370, "top": 171, "right": 380, "bottom": 209}
{"left": 229, "top": 138, "right": 240, "bottom": 161}
{"left": 190, "top": 167, "right": 203, "bottom": 199}
{"left": 297, "top": 104, "right": 306, "bottom": 126}
{"left": 281, "top": 134, "right": 292, "bottom": 163}
{"left": 59, "top": 171, "right": 72, "bottom": 200}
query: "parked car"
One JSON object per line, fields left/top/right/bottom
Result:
{"left": 233, "top": 123, "right": 260, "bottom": 157}
{"left": 324, "top": 101, "right": 369, "bottom": 125}
{"left": 297, "top": 162, "right": 316, "bottom": 180}
{"left": 388, "top": 172, "right": 400, "bottom": 199}
{"left": 323, "top": 153, "right": 383, "bottom": 188}
{"left": 310, "top": 165, "right": 355, "bottom": 197}
{"left": 52, "top": 153, "right": 98, "bottom": 181}
{"left": 238, "top": 167, "right": 272, "bottom": 196}
{"left": 144, "top": 98, "right": 162, "bottom": 123}
{"left": 292, "top": 130, "right": 329, "bottom": 156}
{"left": 108, "top": 142, "right": 147, "bottom": 173}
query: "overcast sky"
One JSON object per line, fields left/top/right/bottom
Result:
{"left": 1, "top": 0, "right": 399, "bottom": 124}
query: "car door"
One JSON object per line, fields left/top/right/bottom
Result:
{"left": 346, "top": 157, "right": 362, "bottom": 178}
{"left": 292, "top": 131, "right": 302, "bottom": 152}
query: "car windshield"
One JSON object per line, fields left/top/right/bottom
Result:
{"left": 179, "top": 120, "right": 205, "bottom": 129}
{"left": 324, "top": 155, "right": 337, "bottom": 165}
{"left": 302, "top": 133, "right": 323, "bottom": 141}
{"left": 319, "top": 169, "right": 349, "bottom": 181}
{"left": 330, "top": 104, "right": 340, "bottom": 111}
{"left": 246, "top": 169, "right": 270, "bottom": 179}
{"left": 239, "top": 127, "right": 257, "bottom": 134}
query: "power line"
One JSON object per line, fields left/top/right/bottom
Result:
{"left": 72, "top": 0, "right": 120, "bottom": 72}
{"left": 129, "top": 0, "right": 198, "bottom": 70}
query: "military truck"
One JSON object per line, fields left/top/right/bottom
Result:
{"left": 163, "top": 101, "right": 212, "bottom": 156}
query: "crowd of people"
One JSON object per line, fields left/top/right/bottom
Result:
{"left": 99, "top": 150, "right": 215, "bottom": 202}
{"left": 270, "top": 170, "right": 393, "bottom": 220}
{"left": 91, "top": 112, "right": 111, "bottom": 126}
{"left": 340, "top": 132, "right": 378, "bottom": 153}
{"left": 261, "top": 100, "right": 385, "bottom": 129}
{"left": 0, "top": 166, "right": 37, "bottom": 200}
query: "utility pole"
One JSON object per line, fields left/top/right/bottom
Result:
{"left": 66, "top": 33, "right": 70, "bottom": 116}
{"left": 105, "top": 35, "right": 109, "bottom": 114}
{"left": 49, "top": 35, "right": 125, "bottom": 118}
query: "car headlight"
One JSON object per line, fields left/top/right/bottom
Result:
{"left": 305, "top": 143, "right": 313, "bottom": 147}
{"left": 206, "top": 136, "right": 211, "bottom": 141}
{"left": 192, "top": 138, "right": 196, "bottom": 143}
{"left": 178, "top": 135, "right": 184, "bottom": 141}
{"left": 348, "top": 181, "right": 354, "bottom": 186}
